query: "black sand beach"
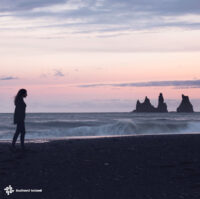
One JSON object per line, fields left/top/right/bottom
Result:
{"left": 1, "top": 134, "right": 200, "bottom": 199}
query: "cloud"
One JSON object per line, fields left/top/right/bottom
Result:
{"left": 1, "top": 0, "right": 200, "bottom": 36}
{"left": 78, "top": 79, "right": 200, "bottom": 88}
{"left": 0, "top": 0, "right": 66, "bottom": 12}
{"left": 54, "top": 69, "right": 64, "bottom": 77}
{"left": 2, "top": 0, "right": 200, "bottom": 16}
{"left": 0, "top": 76, "right": 18, "bottom": 80}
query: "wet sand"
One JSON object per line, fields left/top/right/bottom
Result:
{"left": 1, "top": 134, "right": 200, "bottom": 199}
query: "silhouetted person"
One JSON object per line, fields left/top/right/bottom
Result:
{"left": 11, "top": 89, "right": 27, "bottom": 150}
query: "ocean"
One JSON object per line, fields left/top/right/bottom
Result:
{"left": 0, "top": 112, "right": 200, "bottom": 140}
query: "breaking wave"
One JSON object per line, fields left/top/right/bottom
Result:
{"left": 1, "top": 112, "right": 200, "bottom": 139}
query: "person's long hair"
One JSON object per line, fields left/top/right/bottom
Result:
{"left": 14, "top": 89, "right": 27, "bottom": 105}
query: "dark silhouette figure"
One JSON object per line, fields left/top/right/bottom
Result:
{"left": 134, "top": 93, "right": 168, "bottom": 113}
{"left": 11, "top": 89, "right": 27, "bottom": 150}
{"left": 177, "top": 94, "right": 194, "bottom": 113}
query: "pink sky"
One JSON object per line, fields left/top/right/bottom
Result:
{"left": 1, "top": 51, "right": 200, "bottom": 112}
{"left": 1, "top": 0, "right": 200, "bottom": 112}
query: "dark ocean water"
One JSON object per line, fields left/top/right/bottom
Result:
{"left": 0, "top": 112, "right": 200, "bottom": 140}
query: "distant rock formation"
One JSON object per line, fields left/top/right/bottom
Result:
{"left": 157, "top": 93, "right": 168, "bottom": 112}
{"left": 177, "top": 95, "right": 194, "bottom": 113}
{"left": 135, "top": 97, "right": 157, "bottom": 112}
{"left": 133, "top": 93, "right": 168, "bottom": 113}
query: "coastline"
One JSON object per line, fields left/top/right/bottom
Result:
{"left": 2, "top": 132, "right": 200, "bottom": 143}
{"left": 1, "top": 134, "right": 200, "bottom": 199}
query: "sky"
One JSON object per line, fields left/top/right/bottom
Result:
{"left": 1, "top": 0, "right": 200, "bottom": 112}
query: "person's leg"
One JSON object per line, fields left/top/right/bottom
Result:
{"left": 12, "top": 124, "right": 20, "bottom": 147}
{"left": 20, "top": 122, "right": 26, "bottom": 149}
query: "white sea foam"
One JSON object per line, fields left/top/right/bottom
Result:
{"left": 0, "top": 112, "right": 200, "bottom": 139}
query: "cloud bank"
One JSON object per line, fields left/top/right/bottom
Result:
{"left": 78, "top": 79, "right": 200, "bottom": 89}
{"left": 0, "top": 0, "right": 200, "bottom": 35}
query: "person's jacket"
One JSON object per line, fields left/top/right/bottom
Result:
{"left": 14, "top": 98, "right": 26, "bottom": 124}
